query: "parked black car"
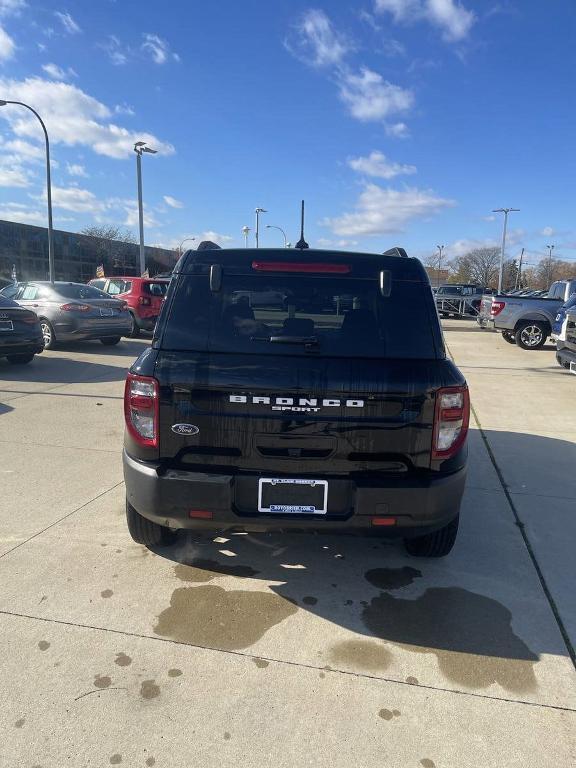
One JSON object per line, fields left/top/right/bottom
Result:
{"left": 0, "top": 295, "right": 44, "bottom": 364}
{"left": 123, "top": 247, "right": 469, "bottom": 558}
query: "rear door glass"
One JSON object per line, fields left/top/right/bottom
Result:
{"left": 163, "top": 274, "right": 438, "bottom": 359}
{"left": 143, "top": 282, "right": 168, "bottom": 296}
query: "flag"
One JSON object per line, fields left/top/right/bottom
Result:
{"left": 141, "top": 268, "right": 149, "bottom": 278}
{"left": 96, "top": 264, "right": 105, "bottom": 278}
{"left": 11, "top": 264, "right": 17, "bottom": 283}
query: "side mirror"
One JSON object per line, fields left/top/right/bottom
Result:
{"left": 379, "top": 270, "right": 391, "bottom": 297}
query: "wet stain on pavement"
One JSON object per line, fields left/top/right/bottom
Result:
{"left": 319, "top": 672, "right": 326, "bottom": 679}
{"left": 224, "top": 732, "right": 231, "bottom": 740}
{"left": 38, "top": 641, "right": 50, "bottom": 651}
{"left": 101, "top": 589, "right": 114, "bottom": 599}
{"left": 362, "top": 588, "right": 538, "bottom": 692}
{"left": 146, "top": 759, "right": 156, "bottom": 767}
{"left": 303, "top": 596, "right": 318, "bottom": 605}
{"left": 109, "top": 755, "right": 122, "bottom": 765}
{"left": 168, "top": 668, "right": 183, "bottom": 677}
{"left": 175, "top": 559, "right": 260, "bottom": 582}
{"left": 392, "top": 709, "right": 401, "bottom": 716}
{"left": 329, "top": 639, "right": 392, "bottom": 672}
{"left": 406, "top": 676, "right": 418, "bottom": 685}
{"left": 154, "top": 585, "right": 298, "bottom": 650}
{"left": 115, "top": 653, "right": 132, "bottom": 667}
{"left": 141, "top": 680, "right": 161, "bottom": 699}
{"left": 15, "top": 719, "right": 25, "bottom": 728}
{"left": 253, "top": 658, "right": 269, "bottom": 668}
{"left": 364, "top": 567, "right": 422, "bottom": 591}
{"left": 94, "top": 675, "right": 112, "bottom": 689}
{"left": 378, "top": 709, "right": 393, "bottom": 721}
{"left": 420, "top": 760, "right": 436, "bottom": 768}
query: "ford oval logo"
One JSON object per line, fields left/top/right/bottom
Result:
{"left": 171, "top": 423, "right": 200, "bottom": 436}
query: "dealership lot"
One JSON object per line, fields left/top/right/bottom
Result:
{"left": 0, "top": 324, "right": 575, "bottom": 767}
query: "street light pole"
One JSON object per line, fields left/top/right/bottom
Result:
{"left": 266, "top": 224, "right": 287, "bottom": 247}
{"left": 179, "top": 237, "right": 196, "bottom": 256}
{"left": 493, "top": 207, "right": 520, "bottom": 293}
{"left": 241, "top": 226, "right": 251, "bottom": 248}
{"left": 255, "top": 207, "right": 267, "bottom": 248}
{"left": 436, "top": 244, "right": 445, "bottom": 287}
{"left": 0, "top": 100, "right": 55, "bottom": 282}
{"left": 134, "top": 141, "right": 157, "bottom": 275}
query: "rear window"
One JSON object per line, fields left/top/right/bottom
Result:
{"left": 55, "top": 284, "right": 108, "bottom": 300}
{"left": 162, "top": 274, "right": 438, "bottom": 359}
{"left": 143, "top": 281, "right": 168, "bottom": 296}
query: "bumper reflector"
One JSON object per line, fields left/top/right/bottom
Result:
{"left": 188, "top": 510, "right": 213, "bottom": 519}
{"left": 371, "top": 517, "right": 397, "bottom": 527}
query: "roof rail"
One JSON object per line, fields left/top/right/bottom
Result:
{"left": 382, "top": 247, "right": 408, "bottom": 258}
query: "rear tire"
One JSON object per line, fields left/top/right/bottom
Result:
{"left": 501, "top": 330, "right": 516, "bottom": 344}
{"left": 404, "top": 515, "right": 459, "bottom": 558}
{"left": 515, "top": 321, "right": 548, "bottom": 350}
{"left": 7, "top": 353, "right": 34, "bottom": 364}
{"left": 125, "top": 501, "right": 177, "bottom": 547}
{"left": 100, "top": 336, "right": 121, "bottom": 346}
{"left": 129, "top": 313, "right": 140, "bottom": 338}
{"left": 39, "top": 318, "right": 56, "bottom": 349}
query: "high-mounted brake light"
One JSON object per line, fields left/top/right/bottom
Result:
{"left": 491, "top": 301, "right": 506, "bottom": 317}
{"left": 124, "top": 373, "right": 159, "bottom": 448}
{"left": 432, "top": 385, "right": 470, "bottom": 461}
{"left": 251, "top": 261, "right": 351, "bottom": 274}
{"left": 60, "top": 303, "right": 91, "bottom": 312}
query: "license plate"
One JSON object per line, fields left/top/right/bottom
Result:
{"left": 570, "top": 362, "right": 576, "bottom": 376}
{"left": 100, "top": 308, "right": 114, "bottom": 317}
{"left": 0, "top": 320, "right": 14, "bottom": 332}
{"left": 258, "top": 478, "right": 328, "bottom": 515}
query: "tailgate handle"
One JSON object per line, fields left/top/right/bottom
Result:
{"left": 210, "top": 264, "right": 222, "bottom": 292}
{"left": 379, "top": 270, "right": 391, "bottom": 297}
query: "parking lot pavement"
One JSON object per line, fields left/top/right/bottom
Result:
{"left": 0, "top": 334, "right": 575, "bottom": 767}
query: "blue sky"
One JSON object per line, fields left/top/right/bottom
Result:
{"left": 0, "top": 0, "right": 574, "bottom": 266}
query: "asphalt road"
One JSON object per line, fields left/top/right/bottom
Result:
{"left": 0, "top": 323, "right": 574, "bottom": 767}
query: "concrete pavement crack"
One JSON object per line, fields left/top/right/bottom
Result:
{"left": 0, "top": 607, "right": 574, "bottom": 714}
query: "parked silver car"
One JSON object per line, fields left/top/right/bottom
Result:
{"left": 0, "top": 281, "right": 132, "bottom": 348}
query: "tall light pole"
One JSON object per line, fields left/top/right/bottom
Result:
{"left": 436, "top": 244, "right": 445, "bottom": 287}
{"left": 546, "top": 244, "right": 555, "bottom": 263}
{"left": 266, "top": 224, "right": 287, "bottom": 247}
{"left": 134, "top": 141, "right": 157, "bottom": 275}
{"left": 179, "top": 237, "right": 196, "bottom": 255}
{"left": 255, "top": 207, "right": 267, "bottom": 249}
{"left": 241, "top": 226, "right": 251, "bottom": 248}
{"left": 0, "top": 100, "right": 55, "bottom": 282}
{"left": 493, "top": 207, "right": 520, "bottom": 293}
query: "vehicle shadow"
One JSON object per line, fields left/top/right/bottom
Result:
{"left": 146, "top": 430, "right": 574, "bottom": 693}
{"left": 0, "top": 354, "right": 131, "bottom": 385}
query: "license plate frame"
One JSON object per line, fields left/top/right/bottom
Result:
{"left": 258, "top": 478, "right": 328, "bottom": 515}
{"left": 0, "top": 320, "right": 14, "bottom": 332}
{"left": 100, "top": 308, "right": 114, "bottom": 317}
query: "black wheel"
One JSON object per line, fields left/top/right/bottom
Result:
{"left": 100, "top": 336, "right": 121, "bottom": 346}
{"left": 404, "top": 515, "right": 459, "bottom": 558}
{"left": 125, "top": 500, "right": 177, "bottom": 547}
{"left": 7, "top": 353, "right": 34, "bottom": 365}
{"left": 515, "top": 321, "right": 548, "bottom": 350}
{"left": 557, "top": 357, "right": 570, "bottom": 369}
{"left": 128, "top": 313, "right": 140, "bottom": 338}
{"left": 39, "top": 318, "right": 56, "bottom": 349}
{"left": 501, "top": 330, "right": 516, "bottom": 344}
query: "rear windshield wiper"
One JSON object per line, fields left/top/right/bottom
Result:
{"left": 251, "top": 335, "right": 320, "bottom": 349}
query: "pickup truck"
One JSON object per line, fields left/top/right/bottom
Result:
{"left": 556, "top": 307, "right": 576, "bottom": 372}
{"left": 477, "top": 279, "right": 576, "bottom": 349}
{"left": 435, "top": 284, "right": 492, "bottom": 318}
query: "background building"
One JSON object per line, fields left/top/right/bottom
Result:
{"left": 0, "top": 219, "right": 177, "bottom": 282}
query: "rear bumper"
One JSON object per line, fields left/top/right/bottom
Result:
{"left": 0, "top": 339, "right": 44, "bottom": 357}
{"left": 55, "top": 317, "right": 132, "bottom": 340}
{"left": 556, "top": 345, "right": 576, "bottom": 370}
{"left": 135, "top": 314, "right": 158, "bottom": 331}
{"left": 123, "top": 450, "right": 467, "bottom": 537}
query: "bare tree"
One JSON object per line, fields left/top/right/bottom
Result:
{"left": 447, "top": 247, "right": 501, "bottom": 287}
{"left": 534, "top": 258, "right": 576, "bottom": 289}
{"left": 80, "top": 225, "right": 137, "bottom": 272}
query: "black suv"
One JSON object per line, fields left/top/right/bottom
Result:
{"left": 123, "top": 247, "right": 469, "bottom": 557}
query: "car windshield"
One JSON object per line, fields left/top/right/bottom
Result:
{"left": 54, "top": 284, "right": 109, "bottom": 300}
{"left": 162, "top": 273, "right": 438, "bottom": 359}
{"left": 437, "top": 286, "right": 463, "bottom": 295}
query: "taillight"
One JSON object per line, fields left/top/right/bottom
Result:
{"left": 21, "top": 312, "right": 39, "bottom": 324}
{"left": 491, "top": 301, "right": 506, "bottom": 317}
{"left": 252, "top": 261, "right": 351, "bottom": 274}
{"left": 60, "top": 303, "right": 91, "bottom": 312}
{"left": 432, "top": 386, "right": 470, "bottom": 461}
{"left": 124, "top": 374, "right": 159, "bottom": 447}
{"left": 138, "top": 296, "right": 152, "bottom": 306}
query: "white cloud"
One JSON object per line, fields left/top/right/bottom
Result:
{"left": 46, "top": 184, "right": 104, "bottom": 213}
{"left": 338, "top": 67, "right": 413, "bottom": 122}
{"left": 374, "top": 0, "right": 476, "bottom": 42}
{"left": 142, "top": 33, "right": 179, "bottom": 64}
{"left": 323, "top": 183, "right": 455, "bottom": 236}
{"left": 0, "top": 25, "right": 15, "bottom": 60}
{"left": 163, "top": 195, "right": 184, "bottom": 209}
{"left": 114, "top": 102, "right": 134, "bottom": 116}
{"left": 42, "top": 62, "right": 76, "bottom": 80}
{"left": 101, "top": 35, "right": 129, "bottom": 66}
{"left": 1, "top": 137, "right": 43, "bottom": 160}
{"left": 0, "top": 77, "right": 174, "bottom": 159}
{"left": 286, "top": 9, "right": 352, "bottom": 67}
{"left": 66, "top": 162, "right": 88, "bottom": 177}
{"left": 54, "top": 11, "right": 81, "bottom": 35}
{"left": 0, "top": 1, "right": 25, "bottom": 17}
{"left": 385, "top": 121, "right": 410, "bottom": 138}
{"left": 541, "top": 226, "right": 554, "bottom": 237}
{"left": 0, "top": 202, "right": 47, "bottom": 225}
{"left": 0, "top": 165, "right": 30, "bottom": 187}
{"left": 316, "top": 237, "right": 359, "bottom": 249}
{"left": 348, "top": 150, "right": 416, "bottom": 179}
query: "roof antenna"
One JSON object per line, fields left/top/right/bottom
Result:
{"left": 295, "top": 199, "right": 309, "bottom": 250}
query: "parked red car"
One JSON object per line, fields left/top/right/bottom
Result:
{"left": 89, "top": 276, "right": 169, "bottom": 337}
